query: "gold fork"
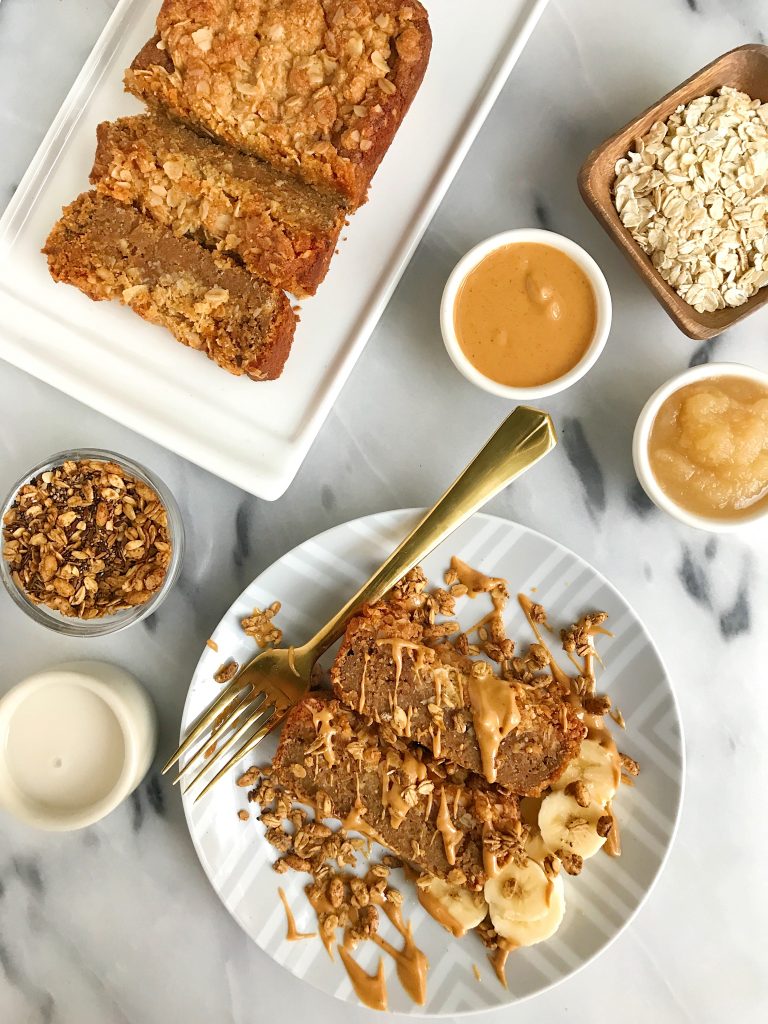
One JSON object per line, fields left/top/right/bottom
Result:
{"left": 166, "top": 406, "right": 557, "bottom": 801}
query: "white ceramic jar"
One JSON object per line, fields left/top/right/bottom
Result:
{"left": 0, "top": 661, "right": 157, "bottom": 830}
{"left": 440, "top": 228, "right": 612, "bottom": 400}
{"left": 633, "top": 361, "right": 768, "bottom": 533}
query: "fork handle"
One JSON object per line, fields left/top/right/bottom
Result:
{"left": 298, "top": 406, "right": 557, "bottom": 665}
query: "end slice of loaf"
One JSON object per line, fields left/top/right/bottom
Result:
{"left": 43, "top": 191, "right": 296, "bottom": 380}
{"left": 272, "top": 697, "right": 521, "bottom": 891}
{"left": 124, "top": 0, "right": 432, "bottom": 206}
{"left": 330, "top": 602, "right": 585, "bottom": 796}
{"left": 90, "top": 114, "right": 346, "bottom": 296}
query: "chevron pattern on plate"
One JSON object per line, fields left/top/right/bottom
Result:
{"left": 180, "top": 511, "right": 684, "bottom": 1015}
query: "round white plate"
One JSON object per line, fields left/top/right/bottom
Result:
{"left": 181, "top": 511, "right": 684, "bottom": 1015}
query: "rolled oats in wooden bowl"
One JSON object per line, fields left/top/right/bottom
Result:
{"left": 0, "top": 449, "right": 184, "bottom": 635}
{"left": 579, "top": 44, "right": 768, "bottom": 340}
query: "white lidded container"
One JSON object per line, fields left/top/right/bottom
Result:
{"left": 0, "top": 661, "right": 157, "bottom": 830}
{"left": 440, "top": 228, "right": 612, "bottom": 400}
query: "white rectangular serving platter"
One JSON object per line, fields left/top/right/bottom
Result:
{"left": 0, "top": 0, "right": 549, "bottom": 499}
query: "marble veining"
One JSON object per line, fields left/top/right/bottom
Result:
{"left": 626, "top": 479, "right": 656, "bottom": 516}
{"left": 719, "top": 574, "right": 751, "bottom": 639}
{"left": 678, "top": 545, "right": 712, "bottom": 607}
{"left": 2, "top": 0, "right": 768, "bottom": 1022}
{"left": 560, "top": 417, "right": 607, "bottom": 516}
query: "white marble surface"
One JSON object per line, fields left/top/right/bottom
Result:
{"left": 1, "top": 0, "right": 767, "bottom": 1021}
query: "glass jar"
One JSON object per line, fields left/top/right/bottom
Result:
{"left": 0, "top": 448, "right": 184, "bottom": 636}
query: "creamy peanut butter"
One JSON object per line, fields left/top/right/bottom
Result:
{"left": 454, "top": 243, "right": 596, "bottom": 387}
{"left": 277, "top": 887, "right": 317, "bottom": 942}
{"left": 468, "top": 666, "right": 521, "bottom": 783}
{"left": 338, "top": 947, "right": 388, "bottom": 1011}
{"left": 311, "top": 706, "right": 337, "bottom": 767}
{"left": 373, "top": 901, "right": 429, "bottom": 1005}
{"left": 436, "top": 787, "right": 463, "bottom": 865}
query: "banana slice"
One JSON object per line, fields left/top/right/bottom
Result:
{"left": 554, "top": 739, "right": 620, "bottom": 805}
{"left": 539, "top": 791, "right": 606, "bottom": 860}
{"left": 485, "top": 857, "right": 553, "bottom": 926}
{"left": 491, "top": 874, "right": 566, "bottom": 947}
{"left": 417, "top": 876, "right": 487, "bottom": 936}
{"left": 524, "top": 831, "right": 551, "bottom": 866}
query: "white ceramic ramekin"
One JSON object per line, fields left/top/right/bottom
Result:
{"left": 440, "top": 228, "right": 612, "bottom": 400}
{"left": 633, "top": 361, "right": 768, "bottom": 533}
{"left": 0, "top": 661, "right": 157, "bottom": 831}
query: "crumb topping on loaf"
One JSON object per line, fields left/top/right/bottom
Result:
{"left": 125, "top": 0, "right": 432, "bottom": 204}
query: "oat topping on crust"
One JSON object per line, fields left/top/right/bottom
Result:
{"left": 125, "top": 0, "right": 432, "bottom": 205}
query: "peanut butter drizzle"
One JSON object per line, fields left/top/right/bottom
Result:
{"left": 451, "top": 556, "right": 506, "bottom": 598}
{"left": 342, "top": 795, "right": 390, "bottom": 848}
{"left": 436, "top": 787, "right": 463, "bottom": 865}
{"left": 372, "top": 901, "right": 429, "bottom": 1006}
{"left": 303, "top": 869, "right": 430, "bottom": 1009}
{"left": 406, "top": 862, "right": 487, "bottom": 943}
{"left": 358, "top": 651, "right": 370, "bottom": 715}
{"left": 404, "top": 703, "right": 414, "bottom": 738}
{"left": 468, "top": 668, "right": 521, "bottom": 783}
{"left": 379, "top": 751, "right": 428, "bottom": 830}
{"left": 489, "top": 939, "right": 517, "bottom": 989}
{"left": 311, "top": 706, "right": 337, "bottom": 767}
{"left": 376, "top": 638, "right": 431, "bottom": 704}
{"left": 433, "top": 666, "right": 445, "bottom": 708}
{"left": 517, "top": 593, "right": 623, "bottom": 861}
{"left": 415, "top": 885, "right": 468, "bottom": 938}
{"left": 465, "top": 607, "right": 501, "bottom": 639}
{"left": 430, "top": 722, "right": 442, "bottom": 758}
{"left": 338, "top": 945, "right": 388, "bottom": 1011}
{"left": 604, "top": 800, "right": 621, "bottom": 857}
{"left": 517, "top": 594, "right": 571, "bottom": 688}
{"left": 278, "top": 887, "right": 317, "bottom": 942}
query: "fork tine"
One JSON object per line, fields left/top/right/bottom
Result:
{"left": 182, "top": 695, "right": 275, "bottom": 796}
{"left": 172, "top": 688, "right": 263, "bottom": 786}
{"left": 161, "top": 678, "right": 252, "bottom": 775}
{"left": 193, "top": 706, "right": 285, "bottom": 804}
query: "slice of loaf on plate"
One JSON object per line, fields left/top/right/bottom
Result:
{"left": 330, "top": 600, "right": 585, "bottom": 795}
{"left": 272, "top": 696, "right": 521, "bottom": 891}
{"left": 43, "top": 191, "right": 296, "bottom": 380}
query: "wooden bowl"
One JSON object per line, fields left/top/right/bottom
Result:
{"left": 578, "top": 44, "right": 768, "bottom": 341}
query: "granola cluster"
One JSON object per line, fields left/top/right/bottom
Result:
{"left": 241, "top": 601, "right": 283, "bottom": 647}
{"left": 2, "top": 458, "right": 171, "bottom": 618}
